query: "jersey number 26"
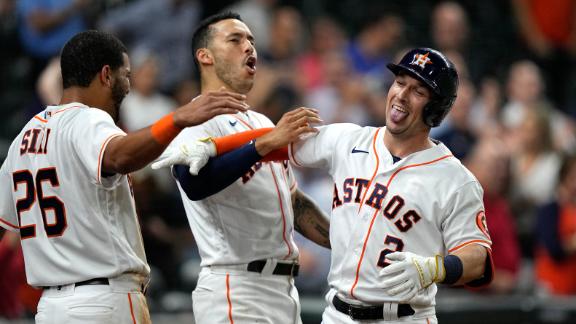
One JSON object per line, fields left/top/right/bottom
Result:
{"left": 12, "top": 168, "right": 67, "bottom": 239}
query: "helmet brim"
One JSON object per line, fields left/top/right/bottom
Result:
{"left": 386, "top": 63, "right": 440, "bottom": 96}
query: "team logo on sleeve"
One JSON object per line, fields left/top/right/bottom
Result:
{"left": 476, "top": 211, "right": 490, "bottom": 239}
{"left": 410, "top": 52, "right": 433, "bottom": 69}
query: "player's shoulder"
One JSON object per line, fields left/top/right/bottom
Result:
{"left": 435, "top": 145, "right": 480, "bottom": 187}
{"left": 319, "top": 123, "right": 366, "bottom": 134}
{"left": 318, "top": 123, "right": 376, "bottom": 144}
{"left": 46, "top": 103, "right": 112, "bottom": 124}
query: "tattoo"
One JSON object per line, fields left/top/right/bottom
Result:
{"left": 292, "top": 190, "right": 331, "bottom": 248}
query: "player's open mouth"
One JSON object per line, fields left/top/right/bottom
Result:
{"left": 390, "top": 104, "right": 408, "bottom": 123}
{"left": 246, "top": 56, "right": 257, "bottom": 75}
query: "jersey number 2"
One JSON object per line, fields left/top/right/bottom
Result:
{"left": 12, "top": 168, "right": 67, "bottom": 239}
{"left": 377, "top": 235, "right": 404, "bottom": 267}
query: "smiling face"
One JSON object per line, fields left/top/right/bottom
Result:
{"left": 204, "top": 19, "right": 257, "bottom": 94}
{"left": 385, "top": 72, "right": 433, "bottom": 137}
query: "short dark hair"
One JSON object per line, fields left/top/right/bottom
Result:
{"left": 191, "top": 11, "right": 243, "bottom": 71}
{"left": 60, "top": 30, "right": 127, "bottom": 89}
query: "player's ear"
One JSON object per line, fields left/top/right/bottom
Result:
{"left": 99, "top": 65, "right": 113, "bottom": 87}
{"left": 197, "top": 48, "right": 214, "bottom": 66}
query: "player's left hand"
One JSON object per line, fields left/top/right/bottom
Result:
{"left": 379, "top": 252, "right": 445, "bottom": 302}
{"left": 151, "top": 139, "right": 216, "bottom": 175}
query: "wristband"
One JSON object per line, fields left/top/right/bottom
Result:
{"left": 441, "top": 255, "right": 463, "bottom": 285}
{"left": 151, "top": 112, "right": 182, "bottom": 145}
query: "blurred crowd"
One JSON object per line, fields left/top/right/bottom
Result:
{"left": 1, "top": 0, "right": 576, "bottom": 319}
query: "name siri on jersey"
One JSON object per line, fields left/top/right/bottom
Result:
{"left": 332, "top": 177, "right": 421, "bottom": 233}
{"left": 20, "top": 127, "right": 51, "bottom": 155}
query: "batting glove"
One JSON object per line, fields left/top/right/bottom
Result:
{"left": 379, "top": 252, "right": 445, "bottom": 302}
{"left": 151, "top": 138, "right": 216, "bottom": 175}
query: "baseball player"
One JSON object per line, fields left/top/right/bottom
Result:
{"left": 151, "top": 12, "right": 330, "bottom": 324}
{"left": 0, "top": 30, "right": 246, "bottom": 324}
{"left": 190, "top": 48, "right": 494, "bottom": 323}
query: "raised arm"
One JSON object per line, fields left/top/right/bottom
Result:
{"left": 102, "top": 91, "right": 247, "bottom": 175}
{"left": 163, "top": 108, "right": 321, "bottom": 200}
{"left": 292, "top": 189, "right": 330, "bottom": 249}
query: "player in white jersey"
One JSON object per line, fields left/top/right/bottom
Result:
{"left": 189, "top": 48, "right": 495, "bottom": 323}
{"left": 152, "top": 12, "right": 330, "bottom": 324}
{"left": 0, "top": 30, "right": 247, "bottom": 323}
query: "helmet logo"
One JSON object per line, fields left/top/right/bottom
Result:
{"left": 409, "top": 52, "right": 433, "bottom": 69}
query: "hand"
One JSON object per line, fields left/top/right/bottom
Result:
{"left": 151, "top": 139, "right": 216, "bottom": 175}
{"left": 379, "top": 252, "right": 445, "bottom": 302}
{"left": 255, "top": 107, "right": 322, "bottom": 156}
{"left": 173, "top": 90, "right": 248, "bottom": 128}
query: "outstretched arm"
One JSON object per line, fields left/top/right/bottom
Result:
{"left": 212, "top": 107, "right": 322, "bottom": 159}
{"left": 292, "top": 190, "right": 330, "bottom": 249}
{"left": 103, "top": 91, "right": 247, "bottom": 175}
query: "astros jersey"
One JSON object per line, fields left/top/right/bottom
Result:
{"left": 0, "top": 103, "right": 149, "bottom": 287}
{"left": 165, "top": 110, "right": 299, "bottom": 266}
{"left": 289, "top": 124, "right": 492, "bottom": 305}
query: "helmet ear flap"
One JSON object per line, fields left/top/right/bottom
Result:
{"left": 423, "top": 96, "right": 456, "bottom": 127}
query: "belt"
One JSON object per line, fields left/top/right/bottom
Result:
{"left": 332, "top": 295, "right": 415, "bottom": 320}
{"left": 45, "top": 278, "right": 109, "bottom": 291}
{"left": 246, "top": 260, "right": 299, "bottom": 276}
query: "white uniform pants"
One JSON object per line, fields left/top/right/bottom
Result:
{"left": 35, "top": 276, "right": 150, "bottom": 324}
{"left": 193, "top": 266, "right": 302, "bottom": 324}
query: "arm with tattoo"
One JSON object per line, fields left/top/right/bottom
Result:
{"left": 292, "top": 189, "right": 331, "bottom": 249}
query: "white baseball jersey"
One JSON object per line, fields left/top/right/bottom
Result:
{"left": 0, "top": 102, "right": 150, "bottom": 287}
{"left": 288, "top": 124, "right": 492, "bottom": 305}
{"left": 164, "top": 110, "right": 299, "bottom": 266}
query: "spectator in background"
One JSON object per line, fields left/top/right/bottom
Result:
{"left": 346, "top": 12, "right": 404, "bottom": 92}
{"left": 467, "top": 136, "right": 521, "bottom": 294}
{"left": 0, "top": 232, "right": 41, "bottom": 319}
{"left": 534, "top": 153, "right": 576, "bottom": 296}
{"left": 511, "top": 0, "right": 576, "bottom": 117}
{"left": 17, "top": 0, "right": 89, "bottom": 76}
{"left": 501, "top": 60, "right": 544, "bottom": 128}
{"left": 507, "top": 106, "right": 562, "bottom": 257}
{"left": 17, "top": 0, "right": 90, "bottom": 117}
{"left": 98, "top": 0, "right": 201, "bottom": 93}
{"left": 502, "top": 60, "right": 576, "bottom": 152}
{"left": 120, "top": 50, "right": 176, "bottom": 132}
{"left": 304, "top": 51, "right": 371, "bottom": 125}
{"left": 297, "top": 16, "right": 347, "bottom": 92}
{"left": 226, "top": 0, "right": 277, "bottom": 54}
{"left": 249, "top": 6, "right": 305, "bottom": 121}
{"left": 431, "top": 1, "right": 469, "bottom": 55}
{"left": 36, "top": 57, "right": 62, "bottom": 106}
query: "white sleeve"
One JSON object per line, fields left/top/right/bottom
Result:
{"left": 0, "top": 159, "right": 19, "bottom": 232}
{"left": 68, "top": 109, "right": 126, "bottom": 187}
{"left": 442, "top": 181, "right": 493, "bottom": 254}
{"left": 289, "top": 123, "right": 358, "bottom": 171}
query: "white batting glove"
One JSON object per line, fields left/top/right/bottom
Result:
{"left": 380, "top": 252, "right": 445, "bottom": 302}
{"left": 151, "top": 138, "right": 216, "bottom": 175}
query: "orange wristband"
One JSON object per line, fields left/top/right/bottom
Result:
{"left": 150, "top": 112, "right": 182, "bottom": 145}
{"left": 213, "top": 127, "right": 273, "bottom": 155}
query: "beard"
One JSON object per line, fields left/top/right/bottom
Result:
{"left": 111, "top": 79, "right": 128, "bottom": 123}
{"left": 213, "top": 57, "right": 254, "bottom": 94}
